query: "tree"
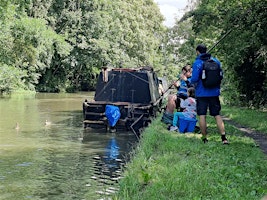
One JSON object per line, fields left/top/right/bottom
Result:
{"left": 171, "top": 0, "right": 267, "bottom": 108}
{"left": 40, "top": 0, "right": 165, "bottom": 91}
{"left": 0, "top": 1, "right": 71, "bottom": 92}
{"left": 1, "top": 0, "right": 167, "bottom": 93}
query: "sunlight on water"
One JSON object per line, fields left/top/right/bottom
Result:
{"left": 0, "top": 92, "right": 137, "bottom": 200}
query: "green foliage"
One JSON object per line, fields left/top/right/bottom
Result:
{"left": 2, "top": 0, "right": 266, "bottom": 105}
{"left": 0, "top": 63, "right": 27, "bottom": 94}
{"left": 171, "top": 0, "right": 267, "bottom": 108}
{"left": 1, "top": 0, "right": 165, "bottom": 92}
{"left": 0, "top": 1, "right": 71, "bottom": 92}
{"left": 44, "top": 0, "right": 166, "bottom": 91}
{"left": 167, "top": 17, "right": 196, "bottom": 73}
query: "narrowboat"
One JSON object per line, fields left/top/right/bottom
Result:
{"left": 83, "top": 66, "right": 165, "bottom": 135}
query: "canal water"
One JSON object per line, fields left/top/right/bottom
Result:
{"left": 0, "top": 92, "right": 138, "bottom": 200}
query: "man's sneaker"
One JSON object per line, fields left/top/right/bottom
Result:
{"left": 222, "top": 140, "right": 229, "bottom": 145}
{"left": 169, "top": 126, "right": 178, "bottom": 131}
{"left": 221, "top": 135, "right": 229, "bottom": 145}
{"left": 202, "top": 138, "right": 208, "bottom": 143}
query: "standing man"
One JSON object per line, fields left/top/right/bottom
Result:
{"left": 191, "top": 44, "right": 229, "bottom": 144}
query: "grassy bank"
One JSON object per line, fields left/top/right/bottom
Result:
{"left": 114, "top": 108, "right": 267, "bottom": 200}
{"left": 222, "top": 106, "right": 267, "bottom": 134}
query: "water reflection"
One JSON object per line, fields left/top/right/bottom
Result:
{"left": 105, "top": 137, "right": 120, "bottom": 166}
{"left": 0, "top": 93, "right": 137, "bottom": 200}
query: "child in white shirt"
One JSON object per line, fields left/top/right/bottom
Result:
{"left": 169, "top": 87, "right": 196, "bottom": 131}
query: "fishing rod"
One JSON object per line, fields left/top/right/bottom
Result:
{"left": 207, "top": 29, "right": 233, "bottom": 53}
{"left": 162, "top": 28, "right": 234, "bottom": 95}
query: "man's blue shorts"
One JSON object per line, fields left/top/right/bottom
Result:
{"left": 196, "top": 96, "right": 221, "bottom": 116}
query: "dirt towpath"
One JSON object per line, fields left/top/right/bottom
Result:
{"left": 223, "top": 117, "right": 267, "bottom": 156}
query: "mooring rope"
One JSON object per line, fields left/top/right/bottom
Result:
{"left": 94, "top": 70, "right": 150, "bottom": 100}
{"left": 125, "top": 71, "right": 150, "bottom": 84}
{"left": 94, "top": 74, "right": 116, "bottom": 100}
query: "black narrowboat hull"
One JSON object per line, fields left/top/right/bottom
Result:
{"left": 83, "top": 67, "right": 164, "bottom": 134}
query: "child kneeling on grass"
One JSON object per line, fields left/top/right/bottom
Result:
{"left": 169, "top": 87, "right": 196, "bottom": 132}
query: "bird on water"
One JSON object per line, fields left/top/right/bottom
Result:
{"left": 15, "top": 122, "right": 20, "bottom": 130}
{"left": 45, "top": 120, "right": 52, "bottom": 126}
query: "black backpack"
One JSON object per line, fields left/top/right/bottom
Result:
{"left": 201, "top": 58, "right": 223, "bottom": 88}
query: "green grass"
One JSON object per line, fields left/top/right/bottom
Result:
{"left": 113, "top": 109, "right": 267, "bottom": 200}
{"left": 222, "top": 105, "right": 267, "bottom": 134}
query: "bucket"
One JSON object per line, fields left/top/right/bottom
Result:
{"left": 179, "top": 117, "right": 197, "bottom": 133}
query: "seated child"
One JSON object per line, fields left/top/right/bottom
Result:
{"left": 161, "top": 65, "right": 192, "bottom": 125}
{"left": 169, "top": 87, "right": 196, "bottom": 131}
